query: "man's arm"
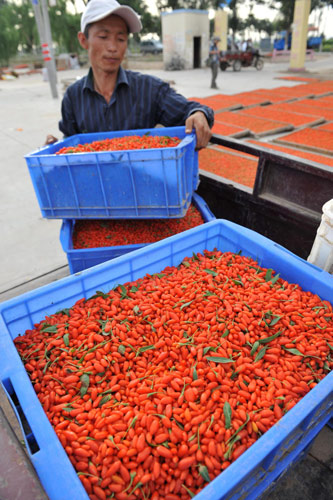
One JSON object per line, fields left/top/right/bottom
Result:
{"left": 155, "top": 82, "right": 214, "bottom": 149}
{"left": 209, "top": 44, "right": 219, "bottom": 56}
{"left": 44, "top": 134, "right": 58, "bottom": 146}
{"left": 185, "top": 111, "right": 212, "bottom": 150}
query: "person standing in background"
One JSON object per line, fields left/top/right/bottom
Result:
{"left": 241, "top": 39, "right": 247, "bottom": 52}
{"left": 246, "top": 38, "right": 253, "bottom": 53}
{"left": 209, "top": 36, "right": 221, "bottom": 90}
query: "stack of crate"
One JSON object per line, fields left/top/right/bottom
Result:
{"left": 25, "top": 126, "right": 215, "bottom": 273}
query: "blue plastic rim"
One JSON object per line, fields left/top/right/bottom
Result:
{"left": 60, "top": 192, "right": 216, "bottom": 274}
{"left": 0, "top": 219, "right": 332, "bottom": 500}
{"left": 25, "top": 126, "right": 199, "bottom": 219}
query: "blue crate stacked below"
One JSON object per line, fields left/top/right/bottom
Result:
{"left": 25, "top": 126, "right": 214, "bottom": 272}
{"left": 60, "top": 192, "right": 215, "bottom": 273}
{"left": 0, "top": 220, "right": 332, "bottom": 500}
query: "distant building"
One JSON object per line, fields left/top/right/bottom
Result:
{"left": 161, "top": 9, "right": 210, "bottom": 70}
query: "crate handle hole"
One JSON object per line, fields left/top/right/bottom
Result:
{"left": 1, "top": 377, "right": 40, "bottom": 455}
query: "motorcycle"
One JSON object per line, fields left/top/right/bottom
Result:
{"left": 219, "top": 49, "right": 264, "bottom": 72}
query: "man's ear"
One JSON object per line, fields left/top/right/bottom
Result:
{"left": 78, "top": 32, "right": 88, "bottom": 50}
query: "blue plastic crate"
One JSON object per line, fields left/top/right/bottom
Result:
{"left": 0, "top": 220, "right": 332, "bottom": 500}
{"left": 60, "top": 193, "right": 215, "bottom": 273}
{"left": 25, "top": 126, "right": 198, "bottom": 219}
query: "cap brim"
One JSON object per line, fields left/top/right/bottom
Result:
{"left": 82, "top": 6, "right": 142, "bottom": 33}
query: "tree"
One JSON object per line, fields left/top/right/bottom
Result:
{"left": 244, "top": 13, "right": 275, "bottom": 37}
{"left": 119, "top": 0, "right": 161, "bottom": 37}
{"left": 0, "top": 2, "right": 20, "bottom": 65}
{"left": 229, "top": 0, "right": 271, "bottom": 38}
{"left": 244, "top": 0, "right": 275, "bottom": 36}
{"left": 10, "top": 0, "right": 39, "bottom": 52}
{"left": 49, "top": 0, "right": 81, "bottom": 53}
{"left": 0, "top": 0, "right": 79, "bottom": 55}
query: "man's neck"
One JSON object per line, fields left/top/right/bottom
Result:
{"left": 92, "top": 67, "right": 120, "bottom": 104}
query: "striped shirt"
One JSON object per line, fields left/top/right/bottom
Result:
{"left": 59, "top": 67, "right": 214, "bottom": 137}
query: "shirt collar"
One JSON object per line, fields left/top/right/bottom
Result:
{"left": 117, "top": 66, "right": 129, "bottom": 87}
{"left": 84, "top": 66, "right": 129, "bottom": 93}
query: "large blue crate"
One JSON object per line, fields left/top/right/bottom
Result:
{"left": 60, "top": 193, "right": 215, "bottom": 274}
{"left": 0, "top": 220, "right": 332, "bottom": 500}
{"left": 25, "top": 126, "right": 198, "bottom": 219}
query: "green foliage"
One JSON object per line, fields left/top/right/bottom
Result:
{"left": 10, "top": 1, "right": 39, "bottom": 52}
{"left": 0, "top": 3, "right": 20, "bottom": 65}
{"left": 322, "top": 37, "right": 333, "bottom": 51}
{"left": 0, "top": 0, "right": 80, "bottom": 58}
{"left": 228, "top": 0, "right": 246, "bottom": 35}
{"left": 49, "top": 0, "right": 81, "bottom": 53}
{"left": 211, "top": 0, "right": 266, "bottom": 36}
{"left": 244, "top": 13, "right": 275, "bottom": 36}
{"left": 269, "top": 0, "right": 295, "bottom": 31}
{"left": 119, "top": 0, "right": 161, "bottom": 36}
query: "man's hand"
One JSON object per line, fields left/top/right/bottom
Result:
{"left": 44, "top": 134, "right": 58, "bottom": 146}
{"left": 185, "top": 111, "right": 212, "bottom": 150}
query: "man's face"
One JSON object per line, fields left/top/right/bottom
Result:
{"left": 78, "top": 15, "right": 128, "bottom": 74}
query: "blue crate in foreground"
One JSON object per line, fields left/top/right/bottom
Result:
{"left": 60, "top": 192, "right": 215, "bottom": 273}
{"left": 0, "top": 220, "right": 332, "bottom": 500}
{"left": 25, "top": 126, "right": 198, "bottom": 219}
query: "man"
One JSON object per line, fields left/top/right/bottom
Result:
{"left": 246, "top": 38, "right": 254, "bottom": 53}
{"left": 209, "top": 36, "right": 221, "bottom": 90}
{"left": 46, "top": 0, "right": 213, "bottom": 149}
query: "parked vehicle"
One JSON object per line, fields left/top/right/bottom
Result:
{"left": 219, "top": 49, "right": 264, "bottom": 71}
{"left": 140, "top": 40, "right": 163, "bottom": 55}
{"left": 274, "top": 32, "right": 292, "bottom": 51}
{"left": 274, "top": 32, "right": 322, "bottom": 51}
{"left": 307, "top": 36, "right": 323, "bottom": 50}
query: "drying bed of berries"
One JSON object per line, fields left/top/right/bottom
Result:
{"left": 248, "top": 140, "right": 333, "bottom": 167}
{"left": 212, "top": 122, "right": 248, "bottom": 137}
{"left": 242, "top": 106, "right": 320, "bottom": 127}
{"left": 276, "top": 128, "right": 333, "bottom": 154}
{"left": 199, "top": 148, "right": 258, "bottom": 188}
{"left": 214, "top": 111, "right": 289, "bottom": 135}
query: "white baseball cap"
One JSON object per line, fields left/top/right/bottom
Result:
{"left": 81, "top": 0, "right": 142, "bottom": 34}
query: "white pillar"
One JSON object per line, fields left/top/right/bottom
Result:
{"left": 289, "top": 0, "right": 311, "bottom": 71}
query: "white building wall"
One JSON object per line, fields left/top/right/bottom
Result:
{"left": 161, "top": 10, "right": 210, "bottom": 70}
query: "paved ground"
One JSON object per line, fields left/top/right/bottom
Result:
{"left": 0, "top": 52, "right": 332, "bottom": 500}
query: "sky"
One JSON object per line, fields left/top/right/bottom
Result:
{"left": 144, "top": 0, "right": 333, "bottom": 39}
